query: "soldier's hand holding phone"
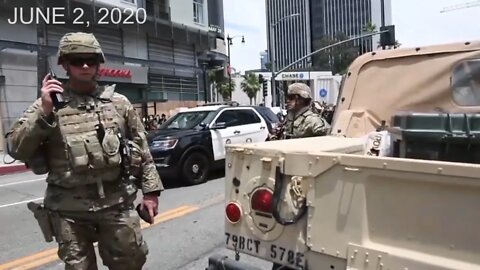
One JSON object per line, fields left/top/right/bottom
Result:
{"left": 40, "top": 73, "right": 64, "bottom": 115}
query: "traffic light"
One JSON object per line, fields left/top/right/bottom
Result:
{"left": 380, "top": 25, "right": 396, "bottom": 47}
{"left": 259, "top": 74, "right": 268, "bottom": 97}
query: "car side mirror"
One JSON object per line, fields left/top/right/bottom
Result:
{"left": 211, "top": 122, "right": 227, "bottom": 129}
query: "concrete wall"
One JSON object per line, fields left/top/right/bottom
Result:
{"left": 0, "top": 49, "right": 39, "bottom": 151}
{"left": 170, "top": 0, "right": 209, "bottom": 31}
{"left": 211, "top": 38, "right": 226, "bottom": 56}
{"left": 122, "top": 25, "right": 148, "bottom": 60}
{"left": 0, "top": 10, "right": 36, "bottom": 44}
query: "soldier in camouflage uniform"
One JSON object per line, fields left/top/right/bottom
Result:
{"left": 284, "top": 82, "right": 330, "bottom": 139}
{"left": 6, "top": 32, "right": 164, "bottom": 270}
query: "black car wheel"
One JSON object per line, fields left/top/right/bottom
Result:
{"left": 181, "top": 151, "right": 210, "bottom": 185}
{"left": 272, "top": 263, "right": 296, "bottom": 270}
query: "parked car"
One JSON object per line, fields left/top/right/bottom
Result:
{"left": 147, "top": 103, "right": 280, "bottom": 185}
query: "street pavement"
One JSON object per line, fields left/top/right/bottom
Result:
{"left": 0, "top": 170, "right": 272, "bottom": 270}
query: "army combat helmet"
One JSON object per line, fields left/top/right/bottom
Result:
{"left": 287, "top": 82, "right": 312, "bottom": 99}
{"left": 57, "top": 32, "right": 105, "bottom": 65}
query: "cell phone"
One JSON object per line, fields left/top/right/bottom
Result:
{"left": 48, "top": 68, "right": 66, "bottom": 110}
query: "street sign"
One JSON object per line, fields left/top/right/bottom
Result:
{"left": 319, "top": 88, "right": 328, "bottom": 97}
{"left": 278, "top": 72, "right": 310, "bottom": 80}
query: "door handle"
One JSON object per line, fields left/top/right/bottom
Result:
{"left": 260, "top": 126, "right": 266, "bottom": 130}
{"left": 234, "top": 130, "right": 241, "bottom": 134}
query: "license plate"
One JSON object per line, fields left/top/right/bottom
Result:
{"left": 225, "top": 232, "right": 305, "bottom": 269}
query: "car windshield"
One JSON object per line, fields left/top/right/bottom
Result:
{"left": 163, "top": 111, "right": 213, "bottom": 130}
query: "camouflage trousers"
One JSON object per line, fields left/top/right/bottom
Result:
{"left": 50, "top": 205, "right": 148, "bottom": 270}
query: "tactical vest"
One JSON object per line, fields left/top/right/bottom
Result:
{"left": 43, "top": 85, "right": 127, "bottom": 195}
{"left": 285, "top": 107, "right": 311, "bottom": 139}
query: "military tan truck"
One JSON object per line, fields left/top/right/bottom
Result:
{"left": 206, "top": 40, "right": 480, "bottom": 270}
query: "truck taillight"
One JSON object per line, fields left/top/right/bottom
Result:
{"left": 251, "top": 188, "right": 273, "bottom": 213}
{"left": 225, "top": 202, "right": 242, "bottom": 223}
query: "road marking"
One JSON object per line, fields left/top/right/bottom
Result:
{"left": 140, "top": 205, "right": 199, "bottom": 229}
{"left": 0, "top": 178, "right": 45, "bottom": 188}
{"left": 0, "top": 198, "right": 44, "bottom": 209}
{"left": 0, "top": 204, "right": 202, "bottom": 270}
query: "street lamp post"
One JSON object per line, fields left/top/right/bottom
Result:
{"left": 380, "top": 0, "right": 386, "bottom": 49}
{"left": 226, "top": 34, "right": 245, "bottom": 100}
{"left": 269, "top": 13, "right": 300, "bottom": 107}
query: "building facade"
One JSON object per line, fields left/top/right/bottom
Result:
{"left": 265, "top": 0, "right": 311, "bottom": 71}
{"left": 0, "top": 0, "right": 227, "bottom": 149}
{"left": 265, "top": 0, "right": 392, "bottom": 71}
{"left": 310, "top": 0, "right": 392, "bottom": 56}
{"left": 260, "top": 50, "right": 270, "bottom": 70}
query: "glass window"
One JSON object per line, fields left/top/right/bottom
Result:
{"left": 255, "top": 107, "right": 279, "bottom": 123}
{"left": 193, "top": 0, "right": 204, "bottom": 24}
{"left": 146, "top": 0, "right": 155, "bottom": 17}
{"left": 236, "top": 109, "right": 261, "bottom": 125}
{"left": 216, "top": 110, "right": 240, "bottom": 127}
{"left": 451, "top": 59, "right": 480, "bottom": 106}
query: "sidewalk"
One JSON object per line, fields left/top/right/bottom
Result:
{"left": 0, "top": 152, "right": 29, "bottom": 175}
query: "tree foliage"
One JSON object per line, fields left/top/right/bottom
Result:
{"left": 312, "top": 32, "right": 359, "bottom": 75}
{"left": 311, "top": 22, "right": 402, "bottom": 74}
{"left": 240, "top": 73, "right": 261, "bottom": 105}
{"left": 216, "top": 81, "right": 235, "bottom": 100}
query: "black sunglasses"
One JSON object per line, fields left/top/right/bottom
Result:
{"left": 68, "top": 57, "right": 99, "bottom": 67}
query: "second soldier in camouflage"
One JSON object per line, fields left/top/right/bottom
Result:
{"left": 284, "top": 82, "right": 330, "bottom": 139}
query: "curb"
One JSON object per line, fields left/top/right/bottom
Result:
{"left": 0, "top": 163, "right": 29, "bottom": 175}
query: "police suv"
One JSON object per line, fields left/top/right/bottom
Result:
{"left": 147, "top": 102, "right": 280, "bottom": 185}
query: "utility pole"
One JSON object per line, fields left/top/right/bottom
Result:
{"left": 268, "top": 13, "right": 300, "bottom": 107}
{"left": 202, "top": 62, "right": 209, "bottom": 103}
{"left": 226, "top": 34, "right": 244, "bottom": 100}
{"left": 269, "top": 26, "right": 275, "bottom": 107}
{"left": 36, "top": 0, "right": 48, "bottom": 99}
{"left": 227, "top": 35, "right": 232, "bottom": 95}
{"left": 381, "top": 0, "right": 386, "bottom": 49}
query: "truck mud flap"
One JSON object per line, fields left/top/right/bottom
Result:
{"left": 206, "top": 255, "right": 263, "bottom": 270}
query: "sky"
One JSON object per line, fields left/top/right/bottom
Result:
{"left": 223, "top": 0, "right": 480, "bottom": 73}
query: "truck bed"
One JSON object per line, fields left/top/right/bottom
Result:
{"left": 229, "top": 135, "right": 365, "bottom": 155}
{"left": 223, "top": 135, "right": 480, "bottom": 270}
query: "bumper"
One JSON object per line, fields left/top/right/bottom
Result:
{"left": 206, "top": 255, "right": 263, "bottom": 270}
{"left": 151, "top": 149, "right": 179, "bottom": 178}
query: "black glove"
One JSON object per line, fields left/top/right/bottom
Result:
{"left": 136, "top": 203, "right": 154, "bottom": 224}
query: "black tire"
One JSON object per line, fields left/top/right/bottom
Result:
{"left": 272, "top": 263, "right": 296, "bottom": 270}
{"left": 180, "top": 151, "right": 210, "bottom": 185}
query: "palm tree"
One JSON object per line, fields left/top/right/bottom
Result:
{"left": 240, "top": 73, "right": 261, "bottom": 105}
{"left": 216, "top": 81, "right": 235, "bottom": 101}
{"left": 363, "top": 21, "right": 377, "bottom": 34}
{"left": 363, "top": 21, "right": 401, "bottom": 50}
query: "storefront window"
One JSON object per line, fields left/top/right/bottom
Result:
{"left": 451, "top": 59, "right": 480, "bottom": 106}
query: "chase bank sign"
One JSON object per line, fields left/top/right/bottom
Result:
{"left": 279, "top": 72, "right": 310, "bottom": 80}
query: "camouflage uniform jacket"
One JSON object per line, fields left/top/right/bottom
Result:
{"left": 6, "top": 84, "right": 164, "bottom": 212}
{"left": 284, "top": 106, "right": 330, "bottom": 139}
